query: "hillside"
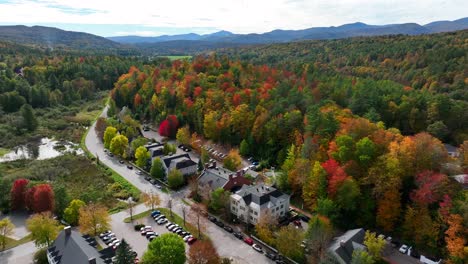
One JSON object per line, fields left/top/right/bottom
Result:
{"left": 0, "top": 25, "right": 135, "bottom": 54}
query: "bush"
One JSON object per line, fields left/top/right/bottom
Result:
{"left": 34, "top": 248, "right": 48, "bottom": 264}
{"left": 134, "top": 224, "right": 145, "bottom": 231}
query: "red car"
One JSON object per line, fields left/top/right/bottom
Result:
{"left": 293, "top": 220, "right": 302, "bottom": 227}
{"left": 187, "top": 237, "right": 197, "bottom": 245}
{"left": 243, "top": 237, "right": 254, "bottom": 245}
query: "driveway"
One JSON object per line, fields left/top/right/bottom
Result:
{"left": 0, "top": 241, "right": 35, "bottom": 264}
{"left": 0, "top": 211, "right": 30, "bottom": 240}
{"left": 87, "top": 107, "right": 272, "bottom": 264}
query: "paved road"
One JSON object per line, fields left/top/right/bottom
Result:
{"left": 87, "top": 107, "right": 272, "bottom": 264}
{"left": 0, "top": 241, "right": 35, "bottom": 264}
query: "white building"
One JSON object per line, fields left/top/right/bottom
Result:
{"left": 230, "top": 184, "right": 290, "bottom": 225}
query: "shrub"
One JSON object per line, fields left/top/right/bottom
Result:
{"left": 134, "top": 224, "right": 145, "bottom": 231}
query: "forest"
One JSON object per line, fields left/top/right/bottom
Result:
{"left": 109, "top": 51, "right": 467, "bottom": 261}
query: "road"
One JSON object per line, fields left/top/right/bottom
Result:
{"left": 0, "top": 241, "right": 35, "bottom": 264}
{"left": 87, "top": 107, "right": 272, "bottom": 264}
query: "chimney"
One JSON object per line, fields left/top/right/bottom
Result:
{"left": 339, "top": 240, "right": 345, "bottom": 247}
{"left": 64, "top": 226, "right": 71, "bottom": 236}
{"left": 88, "top": 257, "right": 96, "bottom": 264}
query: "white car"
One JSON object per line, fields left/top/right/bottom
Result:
{"left": 183, "top": 235, "right": 193, "bottom": 242}
{"left": 399, "top": 244, "right": 409, "bottom": 254}
{"left": 252, "top": 244, "right": 263, "bottom": 253}
{"left": 109, "top": 239, "right": 120, "bottom": 247}
{"left": 157, "top": 219, "right": 167, "bottom": 225}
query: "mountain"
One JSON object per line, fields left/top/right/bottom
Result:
{"left": 424, "top": 17, "right": 468, "bottom": 33}
{"left": 0, "top": 25, "right": 129, "bottom": 52}
{"left": 108, "top": 18, "right": 467, "bottom": 46}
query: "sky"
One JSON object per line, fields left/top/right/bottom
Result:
{"left": 0, "top": 0, "right": 466, "bottom": 37}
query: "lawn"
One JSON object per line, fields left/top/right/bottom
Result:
{"left": 1, "top": 234, "right": 32, "bottom": 251}
{"left": 124, "top": 209, "right": 152, "bottom": 223}
{"left": 0, "top": 147, "right": 9, "bottom": 157}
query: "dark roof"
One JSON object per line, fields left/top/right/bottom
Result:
{"left": 145, "top": 143, "right": 164, "bottom": 150}
{"left": 151, "top": 148, "right": 164, "bottom": 157}
{"left": 329, "top": 228, "right": 366, "bottom": 264}
{"left": 444, "top": 144, "right": 458, "bottom": 153}
{"left": 48, "top": 229, "right": 107, "bottom": 264}
{"left": 176, "top": 159, "right": 197, "bottom": 169}
{"left": 237, "top": 184, "right": 288, "bottom": 206}
{"left": 242, "top": 194, "right": 252, "bottom": 205}
{"left": 162, "top": 154, "right": 193, "bottom": 168}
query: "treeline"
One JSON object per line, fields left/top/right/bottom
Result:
{"left": 0, "top": 41, "right": 166, "bottom": 113}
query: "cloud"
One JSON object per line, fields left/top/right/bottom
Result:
{"left": 0, "top": 0, "right": 466, "bottom": 36}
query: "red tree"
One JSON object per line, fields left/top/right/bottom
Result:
{"left": 10, "top": 179, "right": 29, "bottom": 210}
{"left": 411, "top": 170, "right": 448, "bottom": 205}
{"left": 321, "top": 159, "right": 348, "bottom": 197}
{"left": 25, "top": 186, "right": 37, "bottom": 211}
{"left": 159, "top": 120, "right": 170, "bottom": 137}
{"left": 33, "top": 184, "right": 55, "bottom": 213}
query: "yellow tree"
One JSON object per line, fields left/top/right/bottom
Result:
{"left": 103, "top": 126, "right": 117, "bottom": 149}
{"left": 79, "top": 203, "right": 110, "bottom": 236}
{"left": 26, "top": 212, "right": 59, "bottom": 247}
{"left": 223, "top": 149, "right": 242, "bottom": 171}
{"left": 142, "top": 190, "right": 161, "bottom": 211}
{"left": 363, "top": 231, "right": 386, "bottom": 260}
{"left": 134, "top": 146, "right": 150, "bottom": 168}
{"left": 176, "top": 126, "right": 191, "bottom": 146}
{"left": 255, "top": 211, "right": 277, "bottom": 246}
{"left": 445, "top": 214, "right": 467, "bottom": 261}
{"left": 0, "top": 218, "right": 15, "bottom": 250}
{"left": 276, "top": 225, "right": 305, "bottom": 262}
{"left": 110, "top": 134, "right": 129, "bottom": 157}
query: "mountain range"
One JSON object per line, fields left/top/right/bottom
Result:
{"left": 0, "top": 17, "right": 466, "bottom": 54}
{"left": 108, "top": 17, "right": 468, "bottom": 44}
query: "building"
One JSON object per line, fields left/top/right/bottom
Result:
{"left": 145, "top": 142, "right": 164, "bottom": 161}
{"left": 162, "top": 154, "right": 197, "bottom": 176}
{"left": 47, "top": 226, "right": 112, "bottom": 264}
{"left": 328, "top": 228, "right": 366, "bottom": 264}
{"left": 197, "top": 167, "right": 252, "bottom": 192}
{"left": 230, "top": 184, "right": 290, "bottom": 225}
{"left": 444, "top": 144, "right": 460, "bottom": 158}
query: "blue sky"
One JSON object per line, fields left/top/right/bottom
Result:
{"left": 0, "top": 0, "right": 466, "bottom": 37}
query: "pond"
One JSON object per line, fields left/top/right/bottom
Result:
{"left": 0, "top": 137, "right": 84, "bottom": 163}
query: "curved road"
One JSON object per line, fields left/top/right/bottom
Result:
{"left": 86, "top": 107, "right": 272, "bottom": 264}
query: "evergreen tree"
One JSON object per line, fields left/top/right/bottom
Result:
{"left": 115, "top": 239, "right": 135, "bottom": 264}
{"left": 20, "top": 104, "right": 38, "bottom": 131}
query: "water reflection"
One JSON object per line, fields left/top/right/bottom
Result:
{"left": 0, "top": 138, "right": 83, "bottom": 162}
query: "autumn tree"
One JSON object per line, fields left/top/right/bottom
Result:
{"left": 445, "top": 214, "right": 467, "bottom": 262}
{"left": 27, "top": 212, "right": 59, "bottom": 247}
{"left": 135, "top": 146, "right": 150, "bottom": 168}
{"left": 142, "top": 233, "right": 186, "bottom": 264}
{"left": 223, "top": 149, "right": 242, "bottom": 171}
{"left": 403, "top": 205, "right": 440, "bottom": 251}
{"left": 79, "top": 203, "right": 110, "bottom": 236}
{"left": 276, "top": 225, "right": 305, "bottom": 262}
{"left": 103, "top": 126, "right": 117, "bottom": 149}
{"left": 288, "top": 158, "right": 309, "bottom": 195}
{"left": 168, "top": 169, "right": 184, "bottom": 188}
{"left": 376, "top": 190, "right": 401, "bottom": 232}
{"left": 176, "top": 126, "right": 191, "bottom": 146}
{"left": 10, "top": 178, "right": 29, "bottom": 210}
{"left": 63, "top": 199, "right": 86, "bottom": 226}
{"left": 351, "top": 250, "right": 375, "bottom": 264}
{"left": 411, "top": 170, "right": 448, "bottom": 206}
{"left": 303, "top": 161, "right": 327, "bottom": 210}
{"left": 305, "top": 216, "right": 334, "bottom": 263}
{"left": 32, "top": 184, "right": 54, "bottom": 213}
{"left": 0, "top": 218, "right": 14, "bottom": 250}
{"left": 363, "top": 231, "right": 386, "bottom": 260}
{"left": 142, "top": 191, "right": 161, "bottom": 211}
{"left": 95, "top": 117, "right": 108, "bottom": 141}
{"left": 255, "top": 211, "right": 277, "bottom": 246}
{"left": 188, "top": 240, "right": 220, "bottom": 264}
{"left": 150, "top": 158, "right": 165, "bottom": 179}
{"left": 159, "top": 115, "right": 179, "bottom": 138}
{"left": 110, "top": 134, "right": 129, "bottom": 157}
{"left": 189, "top": 203, "right": 206, "bottom": 239}
{"left": 321, "top": 159, "right": 348, "bottom": 198}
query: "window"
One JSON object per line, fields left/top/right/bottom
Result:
{"left": 250, "top": 216, "right": 253, "bottom": 220}
{"left": 280, "top": 204, "right": 283, "bottom": 208}
{"left": 232, "top": 206, "right": 236, "bottom": 211}
{"left": 254, "top": 211, "right": 258, "bottom": 216}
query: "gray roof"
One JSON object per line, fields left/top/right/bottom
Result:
{"left": 444, "top": 144, "right": 458, "bottom": 153}
{"left": 162, "top": 154, "right": 196, "bottom": 169}
{"left": 329, "top": 228, "right": 366, "bottom": 264}
{"left": 197, "top": 168, "right": 234, "bottom": 190}
{"left": 48, "top": 229, "right": 106, "bottom": 264}
{"left": 236, "top": 184, "right": 288, "bottom": 207}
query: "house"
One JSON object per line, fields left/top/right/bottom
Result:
{"left": 230, "top": 184, "right": 290, "bottom": 225}
{"left": 47, "top": 226, "right": 112, "bottom": 264}
{"left": 444, "top": 144, "right": 459, "bottom": 158}
{"left": 452, "top": 174, "right": 468, "bottom": 189}
{"left": 145, "top": 143, "right": 164, "bottom": 160}
{"left": 328, "top": 228, "right": 366, "bottom": 264}
{"left": 162, "top": 154, "right": 197, "bottom": 176}
{"left": 197, "top": 167, "right": 252, "bottom": 193}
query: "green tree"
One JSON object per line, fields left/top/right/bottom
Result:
{"left": 0, "top": 218, "right": 15, "bottom": 250}
{"left": 53, "top": 184, "right": 69, "bottom": 219}
{"left": 135, "top": 146, "right": 150, "bottom": 168}
{"left": 163, "top": 143, "right": 176, "bottom": 155}
{"left": 176, "top": 126, "right": 191, "bottom": 146}
{"left": 276, "top": 225, "right": 305, "bottom": 262}
{"left": 363, "top": 231, "right": 386, "bottom": 260}
{"left": 332, "top": 135, "right": 354, "bottom": 163}
{"left": 303, "top": 161, "right": 328, "bottom": 210}
{"left": 335, "top": 178, "right": 360, "bottom": 212}
{"left": 115, "top": 239, "right": 134, "bottom": 264}
{"left": 142, "top": 233, "right": 186, "bottom": 264}
{"left": 131, "top": 137, "right": 148, "bottom": 152}
{"left": 201, "top": 148, "right": 210, "bottom": 164}
{"left": 355, "top": 137, "right": 377, "bottom": 167}
{"left": 305, "top": 216, "right": 333, "bottom": 264}
{"left": 103, "top": 126, "right": 117, "bottom": 149}
{"left": 239, "top": 139, "right": 250, "bottom": 156}
{"left": 26, "top": 212, "right": 59, "bottom": 247}
{"left": 209, "top": 188, "right": 228, "bottom": 213}
{"left": 150, "top": 158, "right": 165, "bottom": 179}
{"left": 351, "top": 250, "right": 375, "bottom": 264}
{"left": 63, "top": 199, "right": 86, "bottom": 226}
{"left": 427, "top": 121, "right": 449, "bottom": 140}
{"left": 110, "top": 134, "right": 129, "bottom": 157}
{"left": 20, "top": 104, "right": 38, "bottom": 131}
{"left": 167, "top": 169, "right": 184, "bottom": 188}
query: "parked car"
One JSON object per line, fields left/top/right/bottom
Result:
{"left": 265, "top": 252, "right": 277, "bottom": 260}
{"left": 154, "top": 214, "right": 165, "bottom": 221}
{"left": 223, "top": 226, "right": 233, "bottom": 233}
{"left": 244, "top": 237, "right": 254, "bottom": 245}
{"left": 136, "top": 170, "right": 142, "bottom": 175}
{"left": 109, "top": 239, "right": 120, "bottom": 247}
{"left": 109, "top": 153, "right": 114, "bottom": 157}
{"left": 399, "top": 244, "right": 409, "bottom": 254}
{"left": 187, "top": 237, "right": 197, "bottom": 245}
{"left": 149, "top": 179, "right": 156, "bottom": 185}
{"left": 252, "top": 161, "right": 259, "bottom": 166}
{"left": 252, "top": 244, "right": 263, "bottom": 253}
{"left": 166, "top": 223, "right": 174, "bottom": 229}
{"left": 155, "top": 184, "right": 162, "bottom": 189}
{"left": 299, "top": 215, "right": 310, "bottom": 222}
{"left": 293, "top": 220, "right": 302, "bottom": 227}
{"left": 183, "top": 235, "right": 193, "bottom": 242}
{"left": 99, "top": 230, "right": 112, "bottom": 238}
{"left": 215, "top": 221, "right": 224, "bottom": 228}
{"left": 208, "top": 216, "right": 216, "bottom": 222}
{"left": 157, "top": 219, "right": 167, "bottom": 225}
{"left": 144, "top": 176, "right": 151, "bottom": 181}
{"left": 145, "top": 232, "right": 157, "bottom": 238}
{"left": 127, "top": 165, "right": 133, "bottom": 170}
{"left": 149, "top": 236, "right": 157, "bottom": 241}
{"left": 151, "top": 211, "right": 161, "bottom": 217}
{"left": 233, "top": 232, "right": 243, "bottom": 239}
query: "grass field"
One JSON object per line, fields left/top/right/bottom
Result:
{"left": 124, "top": 209, "right": 151, "bottom": 223}
{"left": 2, "top": 234, "right": 32, "bottom": 251}
{"left": 0, "top": 147, "right": 9, "bottom": 157}
{"left": 161, "top": 55, "right": 192, "bottom": 61}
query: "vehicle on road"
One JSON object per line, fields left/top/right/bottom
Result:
{"left": 399, "top": 244, "right": 409, "bottom": 254}
{"left": 119, "top": 160, "right": 124, "bottom": 164}
{"left": 215, "top": 221, "right": 224, "bottom": 228}
{"left": 151, "top": 211, "right": 161, "bottom": 217}
{"left": 187, "top": 237, "right": 197, "bottom": 245}
{"left": 99, "top": 230, "right": 112, "bottom": 238}
{"left": 252, "top": 244, "right": 263, "bottom": 253}
{"left": 157, "top": 218, "right": 167, "bottom": 225}
{"left": 233, "top": 232, "right": 243, "bottom": 239}
{"left": 223, "top": 226, "right": 233, "bottom": 233}
{"left": 265, "top": 252, "right": 277, "bottom": 260}
{"left": 183, "top": 235, "right": 193, "bottom": 242}
{"left": 127, "top": 165, "right": 133, "bottom": 169}
{"left": 155, "top": 184, "right": 162, "bottom": 189}
{"left": 136, "top": 170, "right": 142, "bottom": 175}
{"left": 244, "top": 237, "right": 254, "bottom": 245}
{"left": 208, "top": 216, "right": 216, "bottom": 222}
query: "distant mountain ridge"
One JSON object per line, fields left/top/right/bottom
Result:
{"left": 0, "top": 25, "right": 128, "bottom": 52}
{"left": 108, "top": 17, "right": 468, "bottom": 44}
